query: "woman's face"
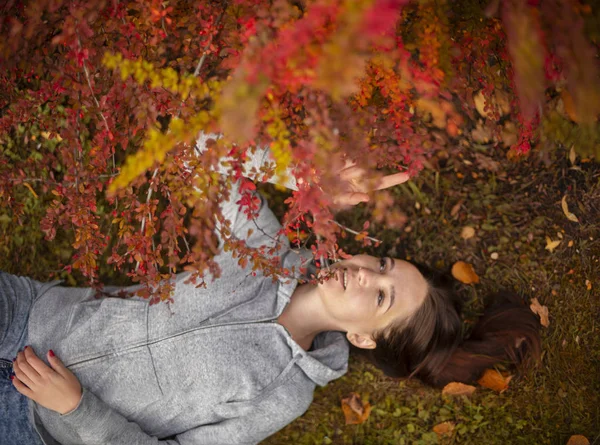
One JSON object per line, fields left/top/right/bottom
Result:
{"left": 317, "top": 254, "right": 429, "bottom": 349}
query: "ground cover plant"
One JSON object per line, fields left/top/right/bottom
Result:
{"left": 1, "top": 0, "right": 599, "bottom": 443}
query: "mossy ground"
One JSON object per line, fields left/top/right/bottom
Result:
{"left": 263, "top": 145, "right": 600, "bottom": 445}
{"left": 1, "top": 145, "right": 598, "bottom": 444}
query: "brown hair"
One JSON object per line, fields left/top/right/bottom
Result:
{"left": 354, "top": 263, "right": 541, "bottom": 387}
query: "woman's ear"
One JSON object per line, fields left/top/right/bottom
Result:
{"left": 347, "top": 332, "right": 377, "bottom": 349}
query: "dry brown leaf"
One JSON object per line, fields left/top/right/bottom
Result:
{"left": 477, "top": 369, "right": 513, "bottom": 393}
{"left": 501, "top": 121, "right": 519, "bottom": 147}
{"left": 471, "top": 122, "right": 493, "bottom": 143}
{"left": 545, "top": 237, "right": 561, "bottom": 253}
{"left": 442, "top": 382, "right": 477, "bottom": 397}
{"left": 474, "top": 153, "right": 501, "bottom": 172}
{"left": 585, "top": 280, "right": 592, "bottom": 291}
{"left": 433, "top": 421, "right": 455, "bottom": 437}
{"left": 451, "top": 261, "right": 480, "bottom": 284}
{"left": 561, "top": 196, "right": 580, "bottom": 223}
{"left": 567, "top": 435, "right": 590, "bottom": 445}
{"left": 474, "top": 90, "right": 511, "bottom": 119}
{"left": 450, "top": 200, "right": 463, "bottom": 218}
{"left": 461, "top": 226, "right": 476, "bottom": 240}
{"left": 530, "top": 297, "right": 550, "bottom": 327}
{"left": 341, "top": 393, "right": 371, "bottom": 425}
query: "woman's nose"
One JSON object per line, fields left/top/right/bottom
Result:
{"left": 357, "top": 267, "right": 370, "bottom": 287}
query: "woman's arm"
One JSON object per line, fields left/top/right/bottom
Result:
{"left": 14, "top": 347, "right": 312, "bottom": 445}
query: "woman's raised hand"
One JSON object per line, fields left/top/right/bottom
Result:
{"left": 12, "top": 346, "right": 82, "bottom": 415}
{"left": 330, "top": 158, "right": 410, "bottom": 208}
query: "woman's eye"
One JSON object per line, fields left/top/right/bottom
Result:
{"left": 377, "top": 290, "right": 385, "bottom": 306}
{"left": 379, "top": 257, "right": 387, "bottom": 273}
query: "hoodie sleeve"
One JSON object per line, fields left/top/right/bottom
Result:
{"left": 58, "top": 374, "right": 314, "bottom": 445}
{"left": 194, "top": 133, "right": 297, "bottom": 248}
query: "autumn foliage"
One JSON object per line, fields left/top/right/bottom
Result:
{"left": 1, "top": 0, "right": 599, "bottom": 301}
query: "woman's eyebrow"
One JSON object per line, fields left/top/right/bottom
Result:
{"left": 385, "top": 286, "right": 396, "bottom": 314}
{"left": 385, "top": 258, "right": 396, "bottom": 314}
{"left": 384, "top": 257, "right": 396, "bottom": 314}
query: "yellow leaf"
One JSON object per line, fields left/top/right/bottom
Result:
{"left": 477, "top": 369, "right": 513, "bottom": 393}
{"left": 441, "top": 382, "right": 476, "bottom": 397}
{"left": 451, "top": 261, "right": 479, "bottom": 284}
{"left": 340, "top": 393, "right": 371, "bottom": 425}
{"left": 23, "top": 182, "right": 38, "bottom": 198}
{"left": 530, "top": 297, "right": 550, "bottom": 327}
{"left": 585, "top": 280, "right": 592, "bottom": 291}
{"left": 569, "top": 146, "right": 577, "bottom": 165}
{"left": 433, "top": 421, "right": 455, "bottom": 437}
{"left": 545, "top": 237, "right": 561, "bottom": 253}
{"left": 415, "top": 98, "right": 448, "bottom": 128}
{"left": 561, "top": 196, "right": 579, "bottom": 223}
{"left": 567, "top": 435, "right": 590, "bottom": 445}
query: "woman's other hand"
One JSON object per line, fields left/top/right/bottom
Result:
{"left": 12, "top": 346, "right": 82, "bottom": 415}
{"left": 331, "top": 158, "right": 410, "bottom": 207}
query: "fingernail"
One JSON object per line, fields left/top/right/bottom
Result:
{"left": 24, "top": 346, "right": 29, "bottom": 350}
{"left": 12, "top": 358, "right": 16, "bottom": 363}
{"left": 49, "top": 350, "right": 55, "bottom": 358}
{"left": 10, "top": 375, "right": 14, "bottom": 381}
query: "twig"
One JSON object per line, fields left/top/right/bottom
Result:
{"left": 78, "top": 38, "right": 115, "bottom": 170}
{"left": 332, "top": 220, "right": 382, "bottom": 244}
{"left": 193, "top": 5, "right": 227, "bottom": 77}
{"left": 135, "top": 168, "right": 159, "bottom": 272}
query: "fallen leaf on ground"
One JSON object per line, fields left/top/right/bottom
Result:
{"left": 477, "top": 369, "right": 513, "bottom": 393}
{"left": 567, "top": 435, "right": 590, "bottom": 445}
{"left": 545, "top": 237, "right": 561, "bottom": 253}
{"left": 461, "top": 226, "right": 476, "bottom": 240}
{"left": 474, "top": 153, "right": 501, "bottom": 172}
{"left": 471, "top": 122, "right": 493, "bottom": 143}
{"left": 341, "top": 393, "right": 371, "bottom": 425}
{"left": 415, "top": 98, "right": 447, "bottom": 128}
{"left": 585, "top": 280, "right": 592, "bottom": 291}
{"left": 569, "top": 146, "right": 577, "bottom": 165}
{"left": 561, "top": 196, "right": 580, "bottom": 223}
{"left": 451, "top": 261, "right": 480, "bottom": 284}
{"left": 433, "top": 421, "right": 455, "bottom": 437}
{"left": 450, "top": 200, "right": 463, "bottom": 217}
{"left": 530, "top": 297, "right": 550, "bottom": 327}
{"left": 442, "top": 382, "right": 476, "bottom": 397}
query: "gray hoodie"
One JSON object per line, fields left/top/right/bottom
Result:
{"left": 26, "top": 139, "right": 349, "bottom": 444}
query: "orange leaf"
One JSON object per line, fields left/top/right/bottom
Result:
{"left": 340, "top": 392, "right": 371, "bottom": 425}
{"left": 530, "top": 297, "right": 550, "bottom": 327}
{"left": 567, "top": 435, "right": 590, "bottom": 445}
{"left": 477, "top": 369, "right": 513, "bottom": 393}
{"left": 433, "top": 421, "right": 455, "bottom": 437}
{"left": 561, "top": 90, "right": 579, "bottom": 122}
{"left": 441, "top": 382, "right": 476, "bottom": 397}
{"left": 451, "top": 261, "right": 480, "bottom": 284}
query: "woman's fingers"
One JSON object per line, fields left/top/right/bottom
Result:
{"left": 339, "top": 165, "right": 365, "bottom": 182}
{"left": 12, "top": 360, "right": 35, "bottom": 389}
{"left": 14, "top": 348, "right": 41, "bottom": 382}
{"left": 374, "top": 172, "right": 410, "bottom": 190}
{"left": 47, "top": 350, "right": 69, "bottom": 378}
{"left": 334, "top": 192, "right": 370, "bottom": 207}
{"left": 11, "top": 375, "right": 35, "bottom": 398}
{"left": 23, "top": 346, "right": 52, "bottom": 377}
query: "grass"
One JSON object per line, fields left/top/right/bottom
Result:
{"left": 264, "top": 145, "right": 600, "bottom": 444}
